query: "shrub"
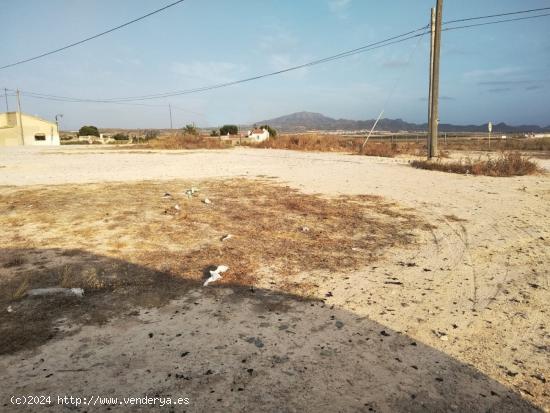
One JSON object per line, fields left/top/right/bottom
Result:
{"left": 112, "top": 133, "right": 128, "bottom": 141}
{"left": 144, "top": 130, "right": 159, "bottom": 140}
{"left": 411, "top": 152, "right": 542, "bottom": 176}
{"left": 183, "top": 124, "right": 198, "bottom": 135}
{"left": 259, "top": 124, "right": 277, "bottom": 138}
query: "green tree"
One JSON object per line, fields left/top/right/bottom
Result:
{"left": 210, "top": 129, "right": 220, "bottom": 137}
{"left": 112, "top": 133, "right": 128, "bottom": 141}
{"left": 78, "top": 125, "right": 100, "bottom": 137}
{"left": 260, "top": 124, "right": 277, "bottom": 138}
{"left": 183, "top": 124, "right": 198, "bottom": 135}
{"left": 220, "top": 125, "right": 238, "bottom": 136}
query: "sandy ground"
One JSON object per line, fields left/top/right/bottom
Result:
{"left": 0, "top": 146, "right": 548, "bottom": 412}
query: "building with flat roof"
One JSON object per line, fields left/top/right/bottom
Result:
{"left": 0, "top": 112, "right": 60, "bottom": 146}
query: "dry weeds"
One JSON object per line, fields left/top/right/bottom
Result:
{"left": 411, "top": 152, "right": 542, "bottom": 177}
{"left": 0, "top": 179, "right": 432, "bottom": 353}
{"left": 142, "top": 133, "right": 231, "bottom": 150}
{"left": 0, "top": 180, "right": 430, "bottom": 289}
{"left": 442, "top": 137, "right": 550, "bottom": 152}
{"left": 252, "top": 134, "right": 428, "bottom": 158}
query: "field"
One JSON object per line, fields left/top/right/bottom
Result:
{"left": 0, "top": 145, "right": 548, "bottom": 412}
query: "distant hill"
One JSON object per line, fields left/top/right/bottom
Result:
{"left": 256, "top": 111, "right": 550, "bottom": 133}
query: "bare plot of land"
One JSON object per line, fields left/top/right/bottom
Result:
{"left": 0, "top": 146, "right": 548, "bottom": 412}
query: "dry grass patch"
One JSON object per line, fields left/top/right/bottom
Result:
{"left": 0, "top": 180, "right": 433, "bottom": 291}
{"left": 254, "top": 134, "right": 361, "bottom": 153}
{"left": 443, "top": 137, "right": 550, "bottom": 153}
{"left": 253, "top": 134, "right": 428, "bottom": 158}
{"left": 141, "top": 133, "right": 231, "bottom": 150}
{"left": 0, "top": 179, "right": 433, "bottom": 353}
{"left": 411, "top": 152, "right": 542, "bottom": 177}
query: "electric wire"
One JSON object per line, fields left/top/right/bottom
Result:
{"left": 0, "top": 0, "right": 186, "bottom": 70}
{"left": 5, "top": 8, "right": 550, "bottom": 104}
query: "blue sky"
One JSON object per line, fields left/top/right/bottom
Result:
{"left": 2, "top": 0, "right": 549, "bottom": 129}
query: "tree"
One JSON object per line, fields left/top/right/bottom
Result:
{"left": 260, "top": 124, "right": 277, "bottom": 138}
{"left": 112, "top": 133, "right": 128, "bottom": 141}
{"left": 78, "top": 125, "right": 100, "bottom": 137}
{"left": 210, "top": 129, "right": 219, "bottom": 137}
{"left": 183, "top": 124, "right": 198, "bottom": 135}
{"left": 220, "top": 125, "right": 238, "bottom": 136}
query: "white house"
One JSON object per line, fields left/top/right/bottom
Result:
{"left": 0, "top": 112, "right": 60, "bottom": 146}
{"left": 247, "top": 128, "right": 270, "bottom": 142}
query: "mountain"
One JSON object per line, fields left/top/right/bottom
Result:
{"left": 256, "top": 111, "right": 550, "bottom": 133}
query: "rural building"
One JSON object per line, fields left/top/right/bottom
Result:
{"left": 247, "top": 128, "right": 270, "bottom": 142}
{"left": 0, "top": 112, "right": 60, "bottom": 146}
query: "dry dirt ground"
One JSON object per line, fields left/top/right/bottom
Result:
{"left": 0, "top": 146, "right": 548, "bottom": 412}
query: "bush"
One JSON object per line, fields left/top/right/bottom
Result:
{"left": 220, "top": 125, "right": 238, "bottom": 136}
{"left": 411, "top": 152, "right": 542, "bottom": 176}
{"left": 78, "top": 125, "right": 100, "bottom": 137}
{"left": 259, "top": 124, "right": 277, "bottom": 138}
{"left": 210, "top": 129, "right": 219, "bottom": 137}
{"left": 112, "top": 133, "right": 128, "bottom": 141}
{"left": 144, "top": 130, "right": 159, "bottom": 140}
{"left": 183, "top": 124, "right": 198, "bottom": 135}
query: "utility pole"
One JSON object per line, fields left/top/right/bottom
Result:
{"left": 428, "top": 0, "right": 443, "bottom": 159}
{"left": 427, "top": 7, "right": 435, "bottom": 157}
{"left": 55, "top": 114, "right": 63, "bottom": 139}
{"left": 168, "top": 104, "right": 173, "bottom": 129}
{"left": 16, "top": 89, "right": 25, "bottom": 145}
{"left": 4, "top": 88, "right": 8, "bottom": 112}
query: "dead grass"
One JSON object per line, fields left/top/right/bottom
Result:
{"left": 442, "top": 137, "right": 550, "bottom": 152}
{"left": 141, "top": 133, "right": 231, "bottom": 150}
{"left": 3, "top": 256, "right": 26, "bottom": 268}
{"left": 411, "top": 152, "right": 542, "bottom": 177}
{"left": 0, "top": 179, "right": 433, "bottom": 354}
{"left": 252, "top": 134, "right": 430, "bottom": 158}
{"left": 0, "top": 180, "right": 431, "bottom": 288}
{"left": 254, "top": 134, "right": 361, "bottom": 152}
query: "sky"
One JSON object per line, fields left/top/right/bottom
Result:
{"left": 1, "top": 0, "right": 549, "bottom": 130}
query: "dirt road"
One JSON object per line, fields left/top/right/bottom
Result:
{"left": 0, "top": 146, "right": 548, "bottom": 412}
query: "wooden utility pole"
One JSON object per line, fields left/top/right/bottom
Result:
{"left": 428, "top": 0, "right": 443, "bottom": 159}
{"left": 16, "top": 89, "right": 25, "bottom": 145}
{"left": 427, "top": 7, "right": 435, "bottom": 157}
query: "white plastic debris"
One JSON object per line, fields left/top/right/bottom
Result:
{"left": 27, "top": 288, "right": 84, "bottom": 297}
{"left": 301, "top": 226, "right": 310, "bottom": 232}
{"left": 203, "top": 198, "right": 212, "bottom": 205}
{"left": 185, "top": 187, "right": 199, "bottom": 199}
{"left": 221, "top": 234, "right": 232, "bottom": 242}
{"left": 203, "top": 265, "right": 229, "bottom": 287}
{"left": 7, "top": 306, "right": 13, "bottom": 313}
{"left": 174, "top": 204, "right": 181, "bottom": 211}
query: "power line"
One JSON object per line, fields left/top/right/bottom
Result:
{"left": 443, "top": 12, "right": 550, "bottom": 32}
{"left": 0, "top": 0, "right": 186, "bottom": 70}
{"left": 443, "top": 6, "right": 550, "bottom": 25}
{"left": 6, "top": 8, "right": 550, "bottom": 103}
{"left": 14, "top": 91, "right": 205, "bottom": 116}
{"left": 9, "top": 25, "right": 430, "bottom": 103}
